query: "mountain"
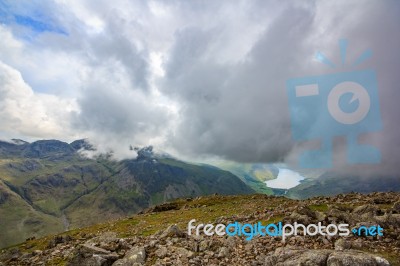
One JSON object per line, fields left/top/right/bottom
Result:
{"left": 287, "top": 172, "right": 400, "bottom": 199}
{"left": 213, "top": 158, "right": 400, "bottom": 200}
{"left": 1, "top": 192, "right": 399, "bottom": 265}
{"left": 206, "top": 161, "right": 278, "bottom": 194}
{"left": 0, "top": 139, "right": 254, "bottom": 248}
{"left": 2, "top": 138, "right": 400, "bottom": 249}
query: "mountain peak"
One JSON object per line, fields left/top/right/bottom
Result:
{"left": 10, "top": 139, "right": 29, "bottom": 145}
{"left": 136, "top": 145, "right": 154, "bottom": 160}
{"left": 22, "top": 140, "right": 75, "bottom": 159}
{"left": 70, "top": 139, "right": 95, "bottom": 151}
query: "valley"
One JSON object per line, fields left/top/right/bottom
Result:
{"left": 1, "top": 138, "right": 399, "bottom": 249}
{"left": 0, "top": 140, "right": 253, "bottom": 248}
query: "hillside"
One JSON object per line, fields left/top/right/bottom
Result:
{"left": 0, "top": 140, "right": 253, "bottom": 248}
{"left": 1, "top": 192, "right": 399, "bottom": 265}
{"left": 210, "top": 161, "right": 277, "bottom": 195}
{"left": 287, "top": 173, "right": 400, "bottom": 199}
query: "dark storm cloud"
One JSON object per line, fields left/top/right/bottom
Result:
{"left": 73, "top": 81, "right": 168, "bottom": 139}
{"left": 83, "top": 14, "right": 150, "bottom": 91}
{"left": 162, "top": 3, "right": 315, "bottom": 162}
{"left": 161, "top": 0, "right": 400, "bottom": 173}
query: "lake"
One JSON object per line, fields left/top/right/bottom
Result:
{"left": 265, "top": 168, "right": 305, "bottom": 189}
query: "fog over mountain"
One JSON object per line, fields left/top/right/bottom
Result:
{"left": 0, "top": 0, "right": 399, "bottom": 175}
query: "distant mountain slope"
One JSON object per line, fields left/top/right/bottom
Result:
{"left": 209, "top": 161, "right": 277, "bottom": 194}
{"left": 0, "top": 140, "right": 253, "bottom": 248}
{"left": 65, "top": 155, "right": 254, "bottom": 228}
{"left": 0, "top": 179, "right": 63, "bottom": 247}
{"left": 287, "top": 172, "right": 400, "bottom": 199}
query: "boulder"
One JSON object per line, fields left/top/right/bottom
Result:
{"left": 263, "top": 247, "right": 390, "bottom": 266}
{"left": 393, "top": 201, "right": 400, "bottom": 213}
{"left": 264, "top": 247, "right": 330, "bottom": 265}
{"left": 47, "top": 235, "right": 73, "bottom": 248}
{"left": 160, "top": 224, "right": 184, "bottom": 238}
{"left": 155, "top": 246, "right": 167, "bottom": 258}
{"left": 327, "top": 251, "right": 390, "bottom": 266}
{"left": 79, "top": 244, "right": 111, "bottom": 256}
{"left": 353, "top": 205, "right": 378, "bottom": 216}
{"left": 112, "top": 246, "right": 146, "bottom": 266}
{"left": 334, "top": 239, "right": 352, "bottom": 251}
{"left": 175, "top": 247, "right": 194, "bottom": 259}
{"left": 67, "top": 244, "right": 118, "bottom": 266}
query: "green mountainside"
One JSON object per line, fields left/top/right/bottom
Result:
{"left": 287, "top": 172, "right": 400, "bottom": 199}
{"left": 207, "top": 161, "right": 277, "bottom": 194}
{"left": 2, "top": 138, "right": 400, "bottom": 250}
{"left": 0, "top": 140, "right": 253, "bottom": 248}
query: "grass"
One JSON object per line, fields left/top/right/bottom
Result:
{"left": 4, "top": 194, "right": 281, "bottom": 253}
{"left": 0, "top": 153, "right": 259, "bottom": 249}
{"left": 265, "top": 215, "right": 284, "bottom": 224}
{"left": 309, "top": 204, "right": 329, "bottom": 212}
{"left": 150, "top": 192, "right": 164, "bottom": 205}
{"left": 1, "top": 193, "right": 398, "bottom": 266}
{"left": 210, "top": 161, "right": 275, "bottom": 195}
{"left": 0, "top": 156, "right": 114, "bottom": 248}
{"left": 0, "top": 193, "right": 63, "bottom": 248}
{"left": 253, "top": 169, "right": 276, "bottom": 182}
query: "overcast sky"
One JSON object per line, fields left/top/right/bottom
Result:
{"left": 0, "top": 0, "right": 399, "bottom": 173}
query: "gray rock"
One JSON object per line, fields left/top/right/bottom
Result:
{"left": 264, "top": 255, "right": 278, "bottom": 266}
{"left": 118, "top": 239, "right": 130, "bottom": 250}
{"left": 67, "top": 244, "right": 118, "bottom": 266}
{"left": 264, "top": 247, "right": 330, "bottom": 265}
{"left": 327, "top": 251, "right": 390, "bottom": 266}
{"left": 334, "top": 238, "right": 352, "bottom": 251}
{"left": 375, "top": 256, "right": 391, "bottom": 266}
{"left": 47, "top": 235, "right": 73, "bottom": 248}
{"left": 393, "top": 201, "right": 400, "bottom": 213}
{"left": 32, "top": 250, "right": 43, "bottom": 256}
{"left": 86, "top": 232, "right": 118, "bottom": 247}
{"left": 289, "top": 212, "right": 311, "bottom": 224}
{"left": 218, "top": 247, "right": 229, "bottom": 258}
{"left": 80, "top": 244, "right": 111, "bottom": 256}
{"left": 316, "top": 211, "right": 327, "bottom": 222}
{"left": 375, "top": 213, "right": 400, "bottom": 227}
{"left": 112, "top": 246, "right": 146, "bottom": 266}
{"left": 160, "top": 224, "right": 184, "bottom": 238}
{"left": 297, "top": 206, "right": 317, "bottom": 219}
{"left": 353, "top": 204, "right": 377, "bottom": 216}
{"left": 263, "top": 248, "right": 391, "bottom": 266}
{"left": 225, "top": 236, "right": 236, "bottom": 248}
{"left": 175, "top": 247, "right": 194, "bottom": 258}
{"left": 155, "top": 246, "right": 167, "bottom": 258}
{"left": 322, "top": 237, "right": 331, "bottom": 245}
{"left": 199, "top": 240, "right": 209, "bottom": 251}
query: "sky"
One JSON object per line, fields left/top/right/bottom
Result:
{"left": 0, "top": 0, "right": 399, "bottom": 174}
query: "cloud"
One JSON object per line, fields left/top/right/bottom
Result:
{"left": 161, "top": 3, "right": 315, "bottom": 162}
{"left": 71, "top": 59, "right": 173, "bottom": 159}
{"left": 0, "top": 0, "right": 399, "bottom": 175}
{"left": 160, "top": 0, "right": 400, "bottom": 175}
{"left": 0, "top": 61, "right": 77, "bottom": 140}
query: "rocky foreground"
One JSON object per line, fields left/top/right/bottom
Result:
{"left": 1, "top": 192, "right": 400, "bottom": 265}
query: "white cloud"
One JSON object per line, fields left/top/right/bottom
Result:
{"left": 0, "top": 61, "right": 78, "bottom": 140}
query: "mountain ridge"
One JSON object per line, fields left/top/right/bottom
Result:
{"left": 0, "top": 139, "right": 254, "bottom": 248}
